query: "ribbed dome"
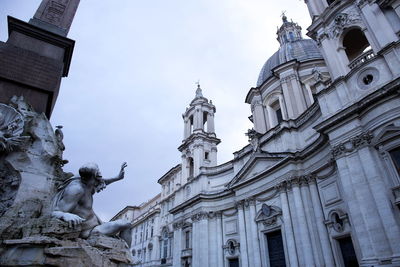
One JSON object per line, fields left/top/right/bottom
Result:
{"left": 256, "top": 39, "right": 323, "bottom": 86}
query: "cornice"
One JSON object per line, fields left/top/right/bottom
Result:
{"left": 169, "top": 190, "right": 234, "bottom": 215}
{"left": 178, "top": 131, "right": 221, "bottom": 152}
{"left": 314, "top": 78, "right": 400, "bottom": 133}
{"left": 7, "top": 16, "right": 75, "bottom": 77}
{"left": 158, "top": 164, "right": 181, "bottom": 184}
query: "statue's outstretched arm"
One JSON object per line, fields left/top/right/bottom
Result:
{"left": 103, "top": 162, "right": 127, "bottom": 185}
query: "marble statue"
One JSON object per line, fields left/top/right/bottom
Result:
{"left": 52, "top": 162, "right": 132, "bottom": 244}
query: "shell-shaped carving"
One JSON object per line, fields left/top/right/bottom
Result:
{"left": 0, "top": 103, "right": 27, "bottom": 152}
{"left": 0, "top": 103, "right": 24, "bottom": 137}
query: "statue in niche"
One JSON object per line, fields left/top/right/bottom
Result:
{"left": 52, "top": 162, "right": 132, "bottom": 244}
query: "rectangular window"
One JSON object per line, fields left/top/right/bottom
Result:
{"left": 276, "top": 108, "right": 283, "bottom": 124}
{"left": 185, "top": 231, "right": 190, "bottom": 249}
{"left": 205, "top": 152, "right": 209, "bottom": 160}
{"left": 163, "top": 239, "right": 168, "bottom": 258}
{"left": 390, "top": 147, "right": 400, "bottom": 175}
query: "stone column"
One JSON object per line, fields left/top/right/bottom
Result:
{"left": 244, "top": 203, "right": 255, "bottom": 267}
{"left": 249, "top": 199, "right": 262, "bottom": 267}
{"left": 193, "top": 145, "right": 203, "bottom": 176}
{"left": 207, "top": 113, "right": 215, "bottom": 133}
{"left": 358, "top": 147, "right": 400, "bottom": 255}
{"left": 193, "top": 108, "right": 200, "bottom": 130}
{"left": 289, "top": 75, "right": 307, "bottom": 113}
{"left": 307, "top": 176, "right": 335, "bottom": 267}
{"left": 300, "top": 181, "right": 323, "bottom": 267}
{"left": 335, "top": 157, "right": 374, "bottom": 259}
{"left": 173, "top": 225, "right": 182, "bottom": 267}
{"left": 360, "top": 3, "right": 397, "bottom": 48}
{"left": 184, "top": 119, "right": 190, "bottom": 139}
{"left": 191, "top": 218, "right": 200, "bottom": 267}
{"left": 344, "top": 152, "right": 392, "bottom": 258}
{"left": 280, "top": 81, "right": 295, "bottom": 119}
{"left": 237, "top": 201, "right": 249, "bottom": 267}
{"left": 199, "top": 214, "right": 210, "bottom": 267}
{"left": 216, "top": 212, "right": 224, "bottom": 267}
{"left": 278, "top": 95, "right": 288, "bottom": 120}
{"left": 278, "top": 183, "right": 299, "bottom": 267}
{"left": 291, "top": 179, "right": 316, "bottom": 267}
{"left": 253, "top": 101, "right": 267, "bottom": 134}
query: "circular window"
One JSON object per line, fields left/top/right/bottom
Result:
{"left": 357, "top": 68, "right": 379, "bottom": 89}
{"left": 362, "top": 74, "right": 373, "bottom": 85}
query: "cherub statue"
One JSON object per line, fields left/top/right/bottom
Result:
{"left": 52, "top": 162, "right": 132, "bottom": 244}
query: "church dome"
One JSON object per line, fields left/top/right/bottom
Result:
{"left": 256, "top": 39, "right": 323, "bottom": 86}
{"left": 256, "top": 16, "right": 323, "bottom": 87}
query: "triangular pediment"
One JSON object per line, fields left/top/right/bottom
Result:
{"left": 227, "top": 152, "right": 286, "bottom": 188}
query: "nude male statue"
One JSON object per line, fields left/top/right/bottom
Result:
{"left": 52, "top": 162, "right": 132, "bottom": 244}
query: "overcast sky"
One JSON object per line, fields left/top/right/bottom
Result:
{"left": 1, "top": 0, "right": 311, "bottom": 220}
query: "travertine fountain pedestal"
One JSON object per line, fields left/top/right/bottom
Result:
{"left": 0, "top": 97, "right": 133, "bottom": 266}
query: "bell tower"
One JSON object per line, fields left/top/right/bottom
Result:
{"left": 178, "top": 84, "right": 220, "bottom": 184}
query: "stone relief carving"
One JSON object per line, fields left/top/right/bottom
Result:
{"left": 325, "top": 209, "right": 349, "bottom": 233}
{"left": 255, "top": 204, "right": 282, "bottom": 227}
{"left": 331, "top": 131, "right": 374, "bottom": 159}
{"left": 0, "top": 103, "right": 29, "bottom": 153}
{"left": 246, "top": 128, "right": 262, "bottom": 152}
{"left": 327, "top": 10, "right": 362, "bottom": 39}
{"left": 223, "top": 239, "right": 239, "bottom": 255}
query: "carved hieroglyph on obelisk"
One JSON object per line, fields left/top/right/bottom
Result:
{"left": 29, "top": 0, "right": 80, "bottom": 36}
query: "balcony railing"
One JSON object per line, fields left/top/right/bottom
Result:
{"left": 348, "top": 49, "right": 375, "bottom": 70}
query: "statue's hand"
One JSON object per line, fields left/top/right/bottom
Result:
{"left": 61, "top": 213, "right": 85, "bottom": 228}
{"left": 118, "top": 162, "right": 128, "bottom": 180}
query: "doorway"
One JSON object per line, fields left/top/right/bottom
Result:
{"left": 266, "top": 230, "right": 286, "bottom": 267}
{"left": 228, "top": 258, "right": 239, "bottom": 267}
{"left": 338, "top": 236, "right": 359, "bottom": 267}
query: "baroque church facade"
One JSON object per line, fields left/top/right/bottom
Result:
{"left": 112, "top": 0, "right": 400, "bottom": 267}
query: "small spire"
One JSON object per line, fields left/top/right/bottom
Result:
{"left": 195, "top": 81, "right": 203, "bottom": 98}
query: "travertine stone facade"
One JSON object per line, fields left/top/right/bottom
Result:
{"left": 115, "top": 1, "right": 400, "bottom": 267}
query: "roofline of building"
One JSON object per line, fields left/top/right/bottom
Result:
{"left": 157, "top": 164, "right": 181, "bottom": 184}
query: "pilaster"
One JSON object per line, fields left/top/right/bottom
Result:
{"left": 236, "top": 201, "right": 249, "bottom": 267}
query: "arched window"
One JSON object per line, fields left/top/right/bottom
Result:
{"left": 271, "top": 100, "right": 283, "bottom": 125}
{"left": 161, "top": 229, "right": 169, "bottom": 259}
{"left": 289, "top": 32, "right": 295, "bottom": 41}
{"left": 189, "top": 115, "right": 194, "bottom": 134}
{"left": 188, "top": 157, "right": 194, "bottom": 177}
{"left": 203, "top": 111, "right": 208, "bottom": 131}
{"left": 342, "top": 28, "right": 371, "bottom": 62}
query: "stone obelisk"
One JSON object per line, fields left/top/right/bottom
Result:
{"left": 0, "top": 0, "right": 80, "bottom": 117}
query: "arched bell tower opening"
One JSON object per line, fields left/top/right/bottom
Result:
{"left": 342, "top": 28, "right": 371, "bottom": 62}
